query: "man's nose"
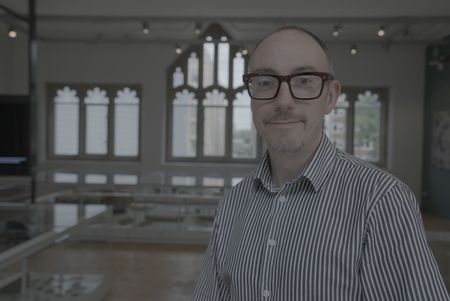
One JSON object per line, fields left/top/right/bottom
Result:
{"left": 274, "top": 81, "right": 295, "bottom": 108}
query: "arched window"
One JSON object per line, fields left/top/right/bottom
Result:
{"left": 167, "top": 24, "right": 260, "bottom": 163}
{"left": 85, "top": 87, "right": 109, "bottom": 155}
{"left": 354, "top": 90, "right": 383, "bottom": 162}
{"left": 325, "top": 93, "right": 349, "bottom": 152}
{"left": 172, "top": 89, "right": 198, "bottom": 157}
{"left": 325, "top": 87, "right": 387, "bottom": 166}
{"left": 54, "top": 87, "right": 80, "bottom": 155}
{"left": 48, "top": 84, "right": 141, "bottom": 160}
{"left": 114, "top": 87, "right": 140, "bottom": 157}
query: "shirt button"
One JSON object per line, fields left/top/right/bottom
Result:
{"left": 262, "top": 290, "right": 270, "bottom": 298}
{"left": 268, "top": 239, "right": 276, "bottom": 246}
{"left": 278, "top": 195, "right": 287, "bottom": 203}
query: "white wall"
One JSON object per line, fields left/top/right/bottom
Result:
{"left": 0, "top": 36, "right": 426, "bottom": 197}
{"left": 35, "top": 41, "right": 256, "bottom": 183}
{"left": 0, "top": 29, "right": 28, "bottom": 95}
{"left": 331, "top": 43, "right": 426, "bottom": 198}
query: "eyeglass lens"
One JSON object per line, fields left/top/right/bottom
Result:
{"left": 248, "top": 74, "right": 324, "bottom": 100}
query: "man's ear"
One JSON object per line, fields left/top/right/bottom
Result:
{"left": 324, "top": 80, "right": 341, "bottom": 114}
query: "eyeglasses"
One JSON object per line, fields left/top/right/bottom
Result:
{"left": 243, "top": 72, "right": 334, "bottom": 101}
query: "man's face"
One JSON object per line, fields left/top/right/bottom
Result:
{"left": 249, "top": 30, "right": 340, "bottom": 155}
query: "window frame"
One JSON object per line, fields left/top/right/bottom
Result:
{"left": 47, "top": 83, "right": 142, "bottom": 161}
{"left": 329, "top": 86, "right": 388, "bottom": 167}
{"left": 166, "top": 30, "right": 262, "bottom": 164}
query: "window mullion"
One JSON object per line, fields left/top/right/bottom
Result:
{"left": 225, "top": 94, "right": 233, "bottom": 161}
{"left": 137, "top": 85, "right": 142, "bottom": 160}
{"left": 225, "top": 46, "right": 237, "bottom": 160}
{"left": 166, "top": 70, "right": 175, "bottom": 161}
{"left": 107, "top": 87, "right": 114, "bottom": 159}
{"left": 213, "top": 42, "right": 219, "bottom": 87}
{"left": 197, "top": 95, "right": 205, "bottom": 160}
{"left": 47, "top": 85, "right": 55, "bottom": 158}
{"left": 79, "top": 87, "right": 86, "bottom": 158}
{"left": 197, "top": 45, "right": 206, "bottom": 160}
{"left": 347, "top": 89, "right": 355, "bottom": 155}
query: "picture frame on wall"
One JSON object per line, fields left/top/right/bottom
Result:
{"left": 432, "top": 110, "right": 450, "bottom": 171}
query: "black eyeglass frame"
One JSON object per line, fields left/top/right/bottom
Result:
{"left": 242, "top": 72, "right": 335, "bottom": 101}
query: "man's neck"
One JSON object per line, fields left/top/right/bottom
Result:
{"left": 269, "top": 134, "right": 323, "bottom": 187}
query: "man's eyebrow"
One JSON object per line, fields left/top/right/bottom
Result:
{"left": 291, "top": 66, "right": 319, "bottom": 73}
{"left": 250, "top": 66, "right": 320, "bottom": 74}
{"left": 251, "top": 68, "right": 277, "bottom": 74}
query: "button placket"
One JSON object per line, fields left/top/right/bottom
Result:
{"left": 260, "top": 189, "right": 283, "bottom": 301}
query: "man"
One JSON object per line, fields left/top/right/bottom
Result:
{"left": 192, "top": 26, "right": 449, "bottom": 300}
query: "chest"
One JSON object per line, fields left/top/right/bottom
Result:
{"left": 220, "top": 187, "right": 366, "bottom": 299}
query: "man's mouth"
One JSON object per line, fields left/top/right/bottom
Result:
{"left": 266, "top": 119, "right": 303, "bottom": 125}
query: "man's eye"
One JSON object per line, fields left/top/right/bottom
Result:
{"left": 255, "top": 79, "right": 275, "bottom": 88}
{"left": 292, "top": 77, "right": 312, "bottom": 85}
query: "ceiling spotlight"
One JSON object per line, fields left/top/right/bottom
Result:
{"left": 350, "top": 45, "right": 357, "bottom": 55}
{"left": 194, "top": 23, "right": 202, "bottom": 35}
{"left": 175, "top": 45, "right": 182, "bottom": 54}
{"left": 377, "top": 26, "right": 386, "bottom": 37}
{"left": 242, "top": 48, "right": 249, "bottom": 56}
{"left": 8, "top": 26, "right": 17, "bottom": 38}
{"left": 142, "top": 22, "right": 150, "bottom": 34}
{"left": 332, "top": 25, "right": 342, "bottom": 37}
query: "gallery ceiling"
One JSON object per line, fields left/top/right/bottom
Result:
{"left": 0, "top": 0, "right": 449, "bottom": 46}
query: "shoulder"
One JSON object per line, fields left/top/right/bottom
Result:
{"left": 332, "top": 150, "right": 420, "bottom": 231}
{"left": 335, "top": 149, "right": 391, "bottom": 179}
{"left": 333, "top": 149, "right": 414, "bottom": 206}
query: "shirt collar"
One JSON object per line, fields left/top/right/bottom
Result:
{"left": 253, "top": 133, "right": 337, "bottom": 193}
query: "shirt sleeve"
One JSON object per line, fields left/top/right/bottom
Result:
{"left": 360, "top": 182, "right": 450, "bottom": 300}
{"left": 192, "top": 209, "right": 231, "bottom": 301}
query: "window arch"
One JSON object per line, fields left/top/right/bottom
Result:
{"left": 84, "top": 87, "right": 109, "bottom": 155}
{"left": 54, "top": 87, "right": 80, "bottom": 156}
{"left": 48, "top": 84, "right": 141, "bottom": 160}
{"left": 167, "top": 24, "right": 260, "bottom": 163}
{"left": 324, "top": 87, "right": 387, "bottom": 166}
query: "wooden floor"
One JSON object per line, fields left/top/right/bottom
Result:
{"left": 423, "top": 211, "right": 450, "bottom": 231}
{"left": 27, "top": 242, "right": 206, "bottom": 301}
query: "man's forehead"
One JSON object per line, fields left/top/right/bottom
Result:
{"left": 249, "top": 30, "right": 329, "bottom": 72}
{"left": 252, "top": 29, "right": 323, "bottom": 55}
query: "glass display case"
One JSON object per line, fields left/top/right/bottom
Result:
{"left": 53, "top": 184, "right": 223, "bottom": 245}
{"left": 0, "top": 203, "right": 110, "bottom": 301}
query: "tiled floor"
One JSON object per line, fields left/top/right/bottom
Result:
{"left": 15, "top": 211, "right": 450, "bottom": 300}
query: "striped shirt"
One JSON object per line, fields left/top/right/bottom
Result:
{"left": 192, "top": 134, "right": 449, "bottom": 301}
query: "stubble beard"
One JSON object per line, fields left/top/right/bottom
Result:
{"left": 265, "top": 131, "right": 306, "bottom": 155}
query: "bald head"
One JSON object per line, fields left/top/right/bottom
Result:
{"left": 249, "top": 26, "right": 335, "bottom": 76}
